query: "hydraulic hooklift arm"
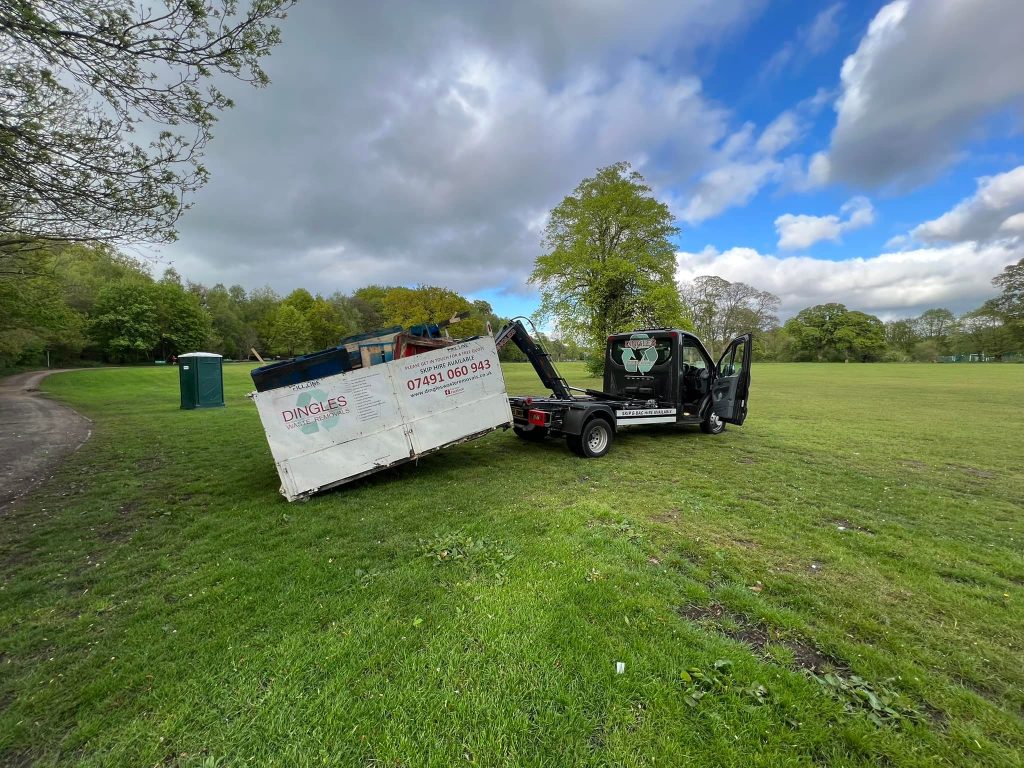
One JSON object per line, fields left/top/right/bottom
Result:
{"left": 495, "top": 319, "right": 572, "bottom": 400}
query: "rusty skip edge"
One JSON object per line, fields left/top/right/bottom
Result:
{"left": 282, "top": 423, "right": 512, "bottom": 501}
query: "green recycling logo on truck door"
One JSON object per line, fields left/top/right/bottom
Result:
{"left": 621, "top": 333, "right": 659, "bottom": 374}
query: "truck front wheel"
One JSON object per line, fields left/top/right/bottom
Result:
{"left": 700, "top": 411, "right": 725, "bottom": 435}
{"left": 568, "top": 418, "right": 613, "bottom": 458}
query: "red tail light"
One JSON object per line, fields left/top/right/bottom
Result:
{"left": 528, "top": 409, "right": 549, "bottom": 426}
{"left": 525, "top": 396, "right": 533, "bottom": 406}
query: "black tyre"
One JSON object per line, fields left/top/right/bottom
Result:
{"left": 514, "top": 425, "right": 548, "bottom": 441}
{"left": 567, "top": 418, "right": 613, "bottom": 458}
{"left": 700, "top": 411, "right": 726, "bottom": 435}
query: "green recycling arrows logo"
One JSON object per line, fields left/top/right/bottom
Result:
{"left": 621, "top": 333, "right": 659, "bottom": 374}
{"left": 296, "top": 389, "right": 340, "bottom": 435}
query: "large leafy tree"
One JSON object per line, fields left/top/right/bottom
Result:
{"left": 884, "top": 319, "right": 920, "bottom": 357}
{"left": 243, "top": 285, "right": 281, "bottom": 352}
{"left": 915, "top": 308, "right": 957, "bottom": 351}
{"left": 954, "top": 306, "right": 1016, "bottom": 359}
{"left": 783, "top": 303, "right": 885, "bottom": 362}
{"left": 305, "top": 296, "right": 352, "bottom": 349}
{"left": 0, "top": 0, "right": 293, "bottom": 257}
{"left": 991, "top": 257, "right": 1024, "bottom": 319}
{"left": 679, "top": 275, "right": 779, "bottom": 356}
{"left": 89, "top": 280, "right": 160, "bottom": 362}
{"left": 531, "top": 162, "right": 684, "bottom": 370}
{"left": 990, "top": 257, "right": 1024, "bottom": 348}
{"left": 0, "top": 245, "right": 84, "bottom": 366}
{"left": 268, "top": 304, "right": 310, "bottom": 357}
{"left": 152, "top": 275, "right": 212, "bottom": 359}
{"left": 203, "top": 283, "right": 253, "bottom": 358}
{"left": 351, "top": 285, "right": 389, "bottom": 330}
{"left": 380, "top": 285, "right": 472, "bottom": 331}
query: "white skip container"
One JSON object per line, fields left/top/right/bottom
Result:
{"left": 252, "top": 336, "right": 512, "bottom": 501}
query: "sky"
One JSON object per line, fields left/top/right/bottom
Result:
{"left": 155, "top": 0, "right": 1024, "bottom": 322}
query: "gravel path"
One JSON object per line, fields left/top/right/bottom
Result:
{"left": 0, "top": 370, "right": 92, "bottom": 509}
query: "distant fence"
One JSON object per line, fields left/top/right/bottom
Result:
{"left": 938, "top": 353, "right": 1023, "bottom": 362}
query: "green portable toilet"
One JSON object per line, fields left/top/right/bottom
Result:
{"left": 178, "top": 352, "right": 225, "bottom": 409}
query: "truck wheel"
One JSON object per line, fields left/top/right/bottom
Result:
{"left": 700, "top": 412, "right": 725, "bottom": 435}
{"left": 568, "top": 418, "right": 613, "bottom": 458}
{"left": 514, "top": 425, "right": 548, "bottom": 441}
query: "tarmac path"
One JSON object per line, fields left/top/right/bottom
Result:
{"left": 0, "top": 370, "right": 92, "bottom": 510}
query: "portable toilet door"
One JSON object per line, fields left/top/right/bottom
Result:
{"left": 178, "top": 352, "right": 225, "bottom": 409}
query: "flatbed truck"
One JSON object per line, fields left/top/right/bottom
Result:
{"left": 495, "top": 320, "right": 752, "bottom": 458}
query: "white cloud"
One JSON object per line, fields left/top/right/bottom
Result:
{"left": 680, "top": 160, "right": 782, "bottom": 225}
{"left": 774, "top": 215, "right": 841, "bottom": 251}
{"left": 911, "top": 165, "right": 1024, "bottom": 244}
{"left": 818, "top": 0, "right": 1024, "bottom": 187}
{"left": 805, "top": 3, "right": 844, "bottom": 54}
{"left": 679, "top": 106, "right": 819, "bottom": 225}
{"left": 774, "top": 197, "right": 874, "bottom": 250}
{"left": 761, "top": 3, "right": 843, "bottom": 79}
{"left": 1001, "top": 213, "right": 1024, "bottom": 234}
{"left": 756, "top": 111, "right": 801, "bottom": 155}
{"left": 676, "top": 239, "right": 1021, "bottom": 319}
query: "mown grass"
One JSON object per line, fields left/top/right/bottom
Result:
{"left": 1, "top": 362, "right": 1022, "bottom": 767}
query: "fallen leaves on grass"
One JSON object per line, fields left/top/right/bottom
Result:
{"left": 418, "top": 531, "right": 514, "bottom": 583}
{"left": 678, "top": 659, "right": 770, "bottom": 708}
{"left": 810, "top": 671, "right": 924, "bottom": 727}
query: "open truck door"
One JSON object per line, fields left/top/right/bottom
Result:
{"left": 711, "top": 334, "right": 752, "bottom": 425}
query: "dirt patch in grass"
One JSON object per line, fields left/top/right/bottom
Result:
{"left": 899, "top": 459, "right": 928, "bottom": 470}
{"left": 947, "top": 464, "right": 996, "bottom": 479}
{"left": 678, "top": 602, "right": 728, "bottom": 623}
{"left": 118, "top": 500, "right": 143, "bottom": 515}
{"left": 677, "top": 601, "right": 848, "bottom": 674}
{"left": 0, "top": 687, "right": 14, "bottom": 715}
{"left": 650, "top": 508, "right": 681, "bottom": 523}
{"left": 0, "top": 546, "right": 35, "bottom": 572}
{"left": 937, "top": 569, "right": 999, "bottom": 589}
{"left": 737, "top": 456, "right": 757, "bottom": 464}
{"left": 679, "top": 602, "right": 953, "bottom": 726}
{"left": 786, "top": 640, "right": 844, "bottom": 674}
{"left": 0, "top": 748, "right": 39, "bottom": 768}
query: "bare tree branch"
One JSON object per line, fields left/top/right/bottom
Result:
{"left": 0, "top": 0, "right": 294, "bottom": 256}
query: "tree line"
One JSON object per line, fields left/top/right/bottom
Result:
{"left": 5, "top": 237, "right": 1019, "bottom": 372}
{"left": 0, "top": 242, "right": 586, "bottom": 369}
{"left": 679, "top": 262, "right": 1024, "bottom": 364}
{"left": 680, "top": 275, "right": 1024, "bottom": 363}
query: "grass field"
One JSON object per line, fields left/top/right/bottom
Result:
{"left": 1, "top": 362, "right": 1023, "bottom": 767}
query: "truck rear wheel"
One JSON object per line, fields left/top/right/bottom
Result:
{"left": 568, "top": 418, "right": 613, "bottom": 458}
{"left": 514, "top": 425, "right": 548, "bottom": 441}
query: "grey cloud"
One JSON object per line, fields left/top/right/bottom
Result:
{"left": 824, "top": 0, "right": 1024, "bottom": 188}
{"left": 160, "top": 0, "right": 760, "bottom": 296}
